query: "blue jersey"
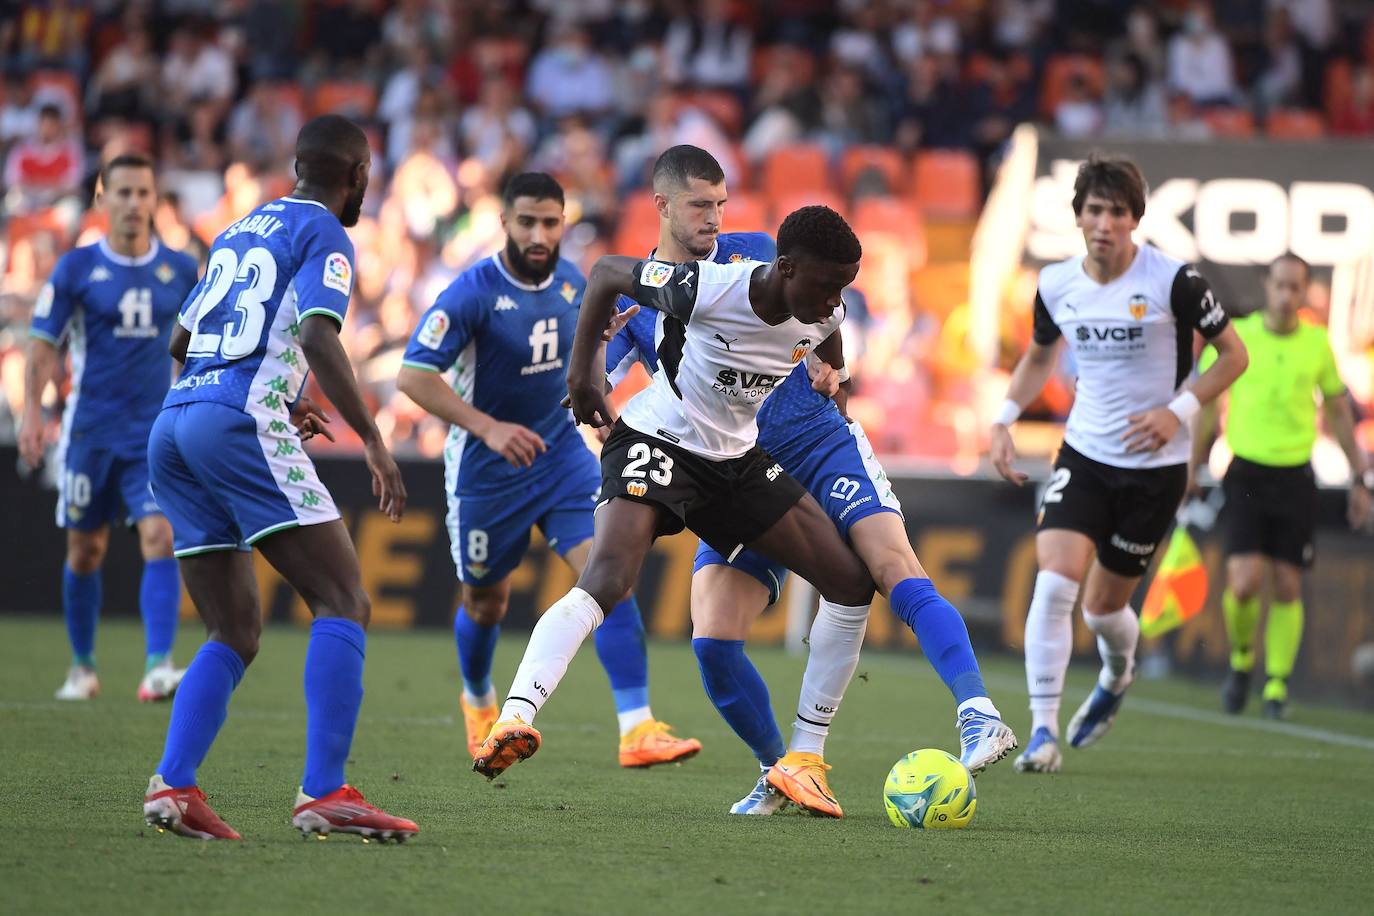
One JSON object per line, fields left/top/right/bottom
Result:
{"left": 605, "top": 232, "right": 846, "bottom": 467}
{"left": 166, "top": 197, "right": 355, "bottom": 418}
{"left": 402, "top": 254, "right": 587, "bottom": 497}
{"left": 30, "top": 239, "right": 199, "bottom": 449}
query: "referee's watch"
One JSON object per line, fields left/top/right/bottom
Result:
{"left": 1359, "top": 469, "right": 1374, "bottom": 491}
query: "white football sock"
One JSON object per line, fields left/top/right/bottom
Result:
{"left": 1084, "top": 605, "right": 1139, "bottom": 694}
{"left": 499, "top": 588, "right": 604, "bottom": 723}
{"left": 788, "top": 599, "right": 870, "bottom": 757}
{"left": 463, "top": 687, "right": 497, "bottom": 708}
{"left": 1024, "top": 570, "right": 1080, "bottom": 737}
{"left": 617, "top": 707, "right": 653, "bottom": 734}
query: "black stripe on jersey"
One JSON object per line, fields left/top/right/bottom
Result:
{"left": 1032, "top": 291, "right": 1061, "bottom": 344}
{"left": 656, "top": 315, "right": 687, "bottom": 398}
{"left": 1169, "top": 265, "right": 1228, "bottom": 388}
{"left": 631, "top": 260, "right": 700, "bottom": 323}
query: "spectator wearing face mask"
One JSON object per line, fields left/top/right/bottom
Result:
{"left": 1167, "top": 2, "right": 1238, "bottom": 107}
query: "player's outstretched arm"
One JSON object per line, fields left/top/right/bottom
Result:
{"left": 299, "top": 314, "right": 406, "bottom": 521}
{"left": 990, "top": 338, "right": 1060, "bottom": 485}
{"left": 19, "top": 337, "right": 60, "bottom": 467}
{"left": 568, "top": 255, "right": 641, "bottom": 427}
{"left": 396, "top": 366, "right": 545, "bottom": 468}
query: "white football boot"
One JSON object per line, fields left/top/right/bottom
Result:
{"left": 55, "top": 665, "right": 100, "bottom": 700}
{"left": 138, "top": 661, "right": 185, "bottom": 702}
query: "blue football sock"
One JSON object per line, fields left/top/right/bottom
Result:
{"left": 62, "top": 565, "right": 101, "bottom": 668}
{"left": 594, "top": 595, "right": 650, "bottom": 713}
{"left": 890, "top": 578, "right": 987, "bottom": 705}
{"left": 140, "top": 557, "right": 180, "bottom": 667}
{"left": 156, "top": 640, "right": 245, "bottom": 787}
{"left": 693, "top": 638, "right": 785, "bottom": 766}
{"left": 453, "top": 605, "right": 500, "bottom": 701}
{"left": 301, "top": 617, "right": 366, "bottom": 799}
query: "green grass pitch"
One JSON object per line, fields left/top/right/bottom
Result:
{"left": 2, "top": 616, "right": 1373, "bottom": 915}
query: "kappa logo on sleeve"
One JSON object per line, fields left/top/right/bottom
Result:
{"left": 323, "top": 252, "right": 353, "bottom": 295}
{"left": 639, "top": 261, "right": 674, "bottom": 288}
{"left": 418, "top": 310, "right": 450, "bottom": 349}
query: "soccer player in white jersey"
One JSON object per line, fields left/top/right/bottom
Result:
{"left": 990, "top": 154, "right": 1248, "bottom": 773}
{"left": 472, "top": 206, "right": 877, "bottom": 782}
{"left": 397, "top": 172, "right": 699, "bottom": 768}
{"left": 606, "top": 145, "right": 1015, "bottom": 818}
{"left": 140, "top": 116, "right": 416, "bottom": 840}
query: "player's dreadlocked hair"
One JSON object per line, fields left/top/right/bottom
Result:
{"left": 776, "top": 205, "right": 862, "bottom": 264}
{"left": 502, "top": 171, "right": 565, "bottom": 208}
{"left": 1072, "top": 153, "right": 1148, "bottom": 220}
{"left": 651, "top": 145, "right": 725, "bottom": 193}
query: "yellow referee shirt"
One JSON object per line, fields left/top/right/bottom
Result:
{"left": 1201, "top": 313, "right": 1346, "bottom": 467}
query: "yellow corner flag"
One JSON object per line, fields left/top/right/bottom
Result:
{"left": 1140, "top": 526, "right": 1208, "bottom": 639}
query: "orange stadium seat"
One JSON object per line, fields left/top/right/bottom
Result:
{"left": 30, "top": 69, "right": 81, "bottom": 119}
{"left": 769, "top": 189, "right": 845, "bottom": 225}
{"left": 310, "top": 81, "right": 377, "bottom": 118}
{"left": 613, "top": 193, "right": 662, "bottom": 255}
{"left": 681, "top": 90, "right": 744, "bottom": 136}
{"left": 722, "top": 191, "right": 769, "bottom": 232}
{"left": 1038, "top": 54, "right": 1105, "bottom": 119}
{"left": 850, "top": 196, "right": 926, "bottom": 313}
{"left": 1266, "top": 108, "right": 1326, "bottom": 139}
{"left": 910, "top": 150, "right": 981, "bottom": 220}
{"left": 1201, "top": 107, "right": 1255, "bottom": 138}
{"left": 760, "top": 144, "right": 830, "bottom": 202}
{"left": 839, "top": 145, "right": 907, "bottom": 199}
{"left": 1324, "top": 59, "right": 1354, "bottom": 121}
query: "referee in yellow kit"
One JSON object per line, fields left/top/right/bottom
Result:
{"left": 1192, "top": 254, "right": 1372, "bottom": 719}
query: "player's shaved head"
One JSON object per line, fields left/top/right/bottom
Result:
{"left": 294, "top": 115, "right": 369, "bottom": 188}
{"left": 1269, "top": 253, "right": 1311, "bottom": 283}
{"left": 1072, "top": 153, "right": 1148, "bottom": 220}
{"left": 294, "top": 114, "right": 370, "bottom": 226}
{"left": 777, "top": 205, "right": 862, "bottom": 265}
{"left": 652, "top": 145, "right": 726, "bottom": 195}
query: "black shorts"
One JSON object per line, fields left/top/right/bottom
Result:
{"left": 1221, "top": 456, "right": 1317, "bottom": 567}
{"left": 1037, "top": 443, "right": 1188, "bottom": 577}
{"left": 598, "top": 421, "right": 806, "bottom": 557}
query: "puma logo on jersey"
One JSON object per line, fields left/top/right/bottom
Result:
{"left": 678, "top": 269, "right": 694, "bottom": 287}
{"left": 713, "top": 333, "right": 737, "bottom": 351}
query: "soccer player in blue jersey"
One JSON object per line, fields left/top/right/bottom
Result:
{"left": 140, "top": 115, "right": 416, "bottom": 841}
{"left": 21, "top": 153, "right": 199, "bottom": 703}
{"left": 604, "top": 146, "right": 1016, "bottom": 816}
{"left": 397, "top": 172, "right": 700, "bottom": 768}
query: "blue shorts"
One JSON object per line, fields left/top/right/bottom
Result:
{"left": 693, "top": 419, "right": 902, "bottom": 603}
{"left": 148, "top": 402, "right": 340, "bottom": 557}
{"left": 56, "top": 437, "right": 162, "bottom": 531}
{"left": 446, "top": 434, "right": 601, "bottom": 586}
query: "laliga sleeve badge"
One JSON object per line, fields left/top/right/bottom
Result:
{"left": 639, "top": 261, "right": 674, "bottom": 288}
{"left": 323, "top": 252, "right": 353, "bottom": 295}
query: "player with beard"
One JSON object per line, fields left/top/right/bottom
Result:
{"left": 398, "top": 173, "right": 700, "bottom": 769}
{"left": 141, "top": 115, "right": 417, "bottom": 840}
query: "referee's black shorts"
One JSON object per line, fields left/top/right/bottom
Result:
{"left": 1221, "top": 456, "right": 1317, "bottom": 567}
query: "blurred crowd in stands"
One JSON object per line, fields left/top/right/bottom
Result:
{"left": 2, "top": 0, "right": 1372, "bottom": 464}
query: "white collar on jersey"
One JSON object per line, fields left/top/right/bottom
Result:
{"left": 280, "top": 196, "right": 330, "bottom": 211}
{"left": 648, "top": 238, "right": 719, "bottom": 263}
{"left": 490, "top": 252, "right": 555, "bottom": 291}
{"left": 98, "top": 237, "right": 160, "bottom": 266}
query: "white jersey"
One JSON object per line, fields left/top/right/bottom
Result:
{"left": 618, "top": 258, "right": 845, "bottom": 459}
{"left": 1034, "top": 243, "right": 1229, "bottom": 469}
